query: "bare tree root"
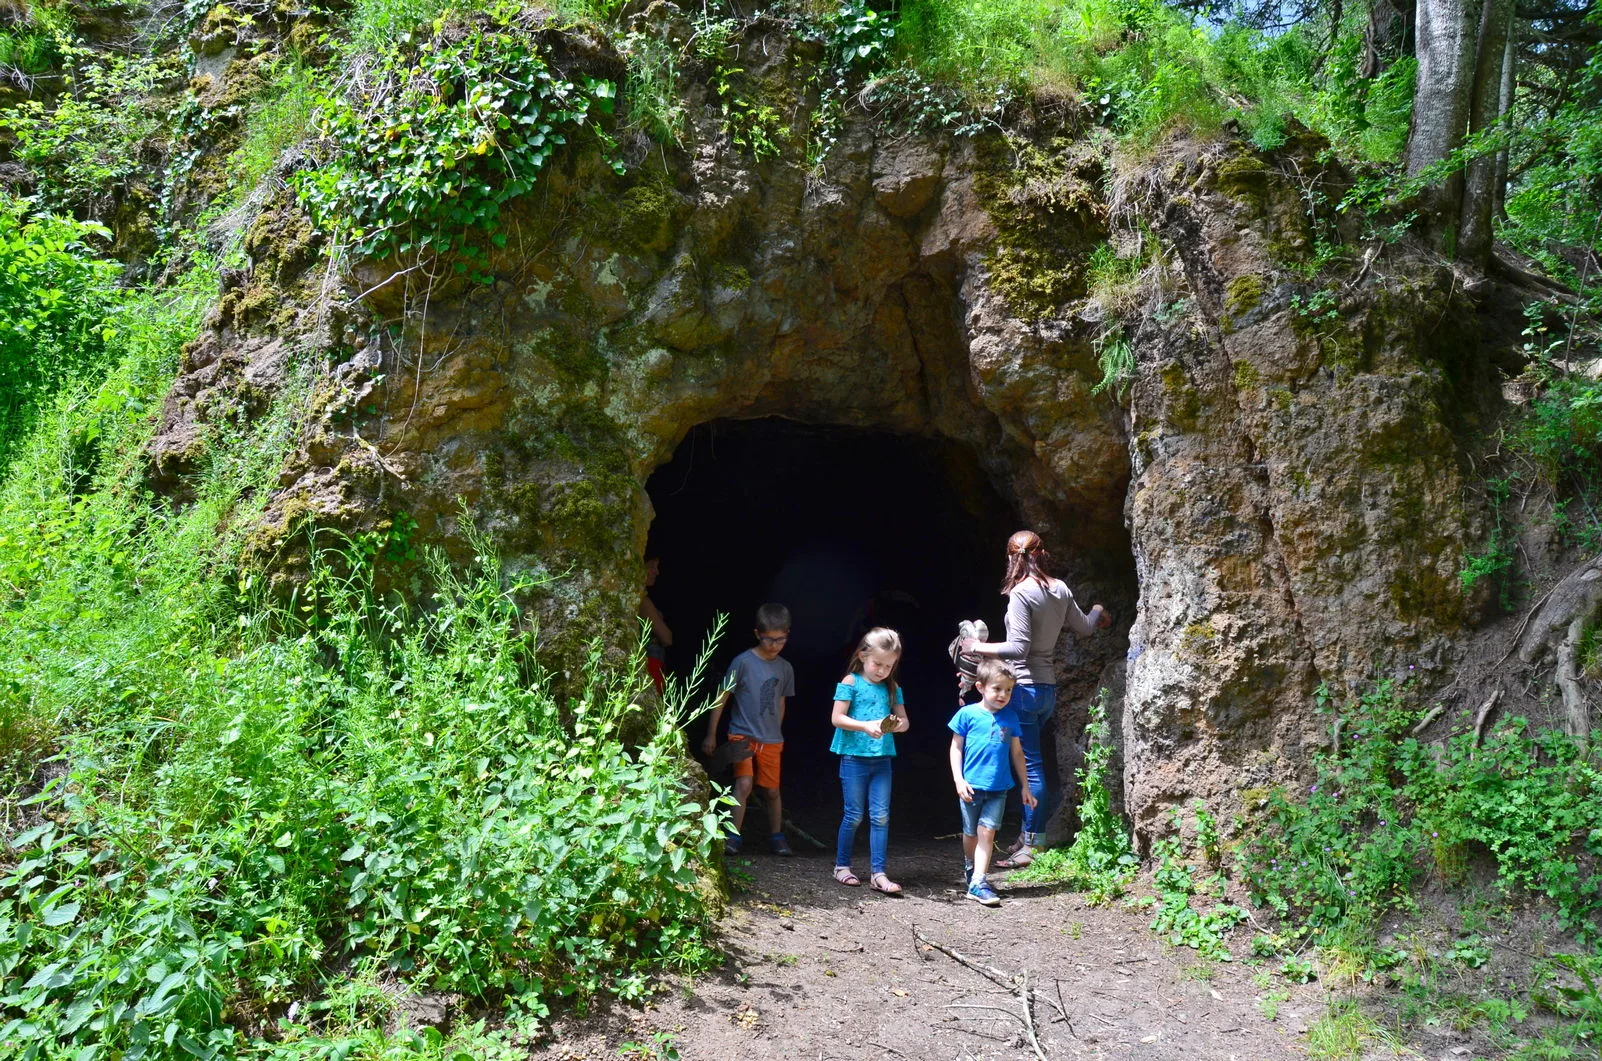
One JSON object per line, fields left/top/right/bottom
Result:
{"left": 1517, "top": 558, "right": 1602, "bottom": 743}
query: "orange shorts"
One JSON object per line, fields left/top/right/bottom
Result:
{"left": 729, "top": 735, "right": 782, "bottom": 790}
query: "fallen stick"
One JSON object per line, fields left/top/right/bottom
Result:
{"left": 913, "top": 927, "right": 1068, "bottom": 1022}
{"left": 783, "top": 817, "right": 829, "bottom": 850}
{"left": 1019, "top": 970, "right": 1049, "bottom": 1061}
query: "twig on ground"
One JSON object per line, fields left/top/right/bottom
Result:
{"left": 1019, "top": 970, "right": 1049, "bottom": 1061}
{"left": 1055, "top": 978, "right": 1077, "bottom": 1037}
{"left": 865, "top": 1041, "right": 903, "bottom": 1056}
{"left": 913, "top": 927, "right": 1068, "bottom": 1022}
{"left": 782, "top": 816, "right": 829, "bottom": 850}
{"left": 1498, "top": 583, "right": 1562, "bottom": 668}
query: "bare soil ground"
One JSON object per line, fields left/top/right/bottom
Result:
{"left": 531, "top": 838, "right": 1348, "bottom": 1061}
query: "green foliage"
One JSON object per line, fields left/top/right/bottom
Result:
{"left": 0, "top": 199, "right": 124, "bottom": 478}
{"left": 1090, "top": 328, "right": 1135, "bottom": 398}
{"left": 0, "top": 1, "right": 71, "bottom": 75}
{"left": 230, "top": 56, "right": 320, "bottom": 199}
{"left": 618, "top": 29, "right": 687, "bottom": 146}
{"left": 1, "top": 47, "right": 177, "bottom": 212}
{"left": 296, "top": 18, "right": 614, "bottom": 266}
{"left": 693, "top": 17, "right": 787, "bottom": 160}
{"left": 1133, "top": 830, "right": 1245, "bottom": 960}
{"left": 0, "top": 235, "right": 722, "bottom": 1056}
{"left": 1243, "top": 679, "right": 1602, "bottom": 949}
{"left": 1011, "top": 691, "right": 1136, "bottom": 902}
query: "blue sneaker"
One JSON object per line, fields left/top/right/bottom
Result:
{"left": 967, "top": 879, "right": 1001, "bottom": 906}
{"left": 724, "top": 835, "right": 743, "bottom": 856}
{"left": 962, "top": 862, "right": 975, "bottom": 887}
{"left": 769, "top": 833, "right": 793, "bottom": 856}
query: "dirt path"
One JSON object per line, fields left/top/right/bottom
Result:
{"left": 534, "top": 839, "right": 1341, "bottom": 1060}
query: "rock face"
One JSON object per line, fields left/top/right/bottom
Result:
{"left": 149, "top": 19, "right": 1499, "bottom": 844}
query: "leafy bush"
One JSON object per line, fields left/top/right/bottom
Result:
{"left": 1, "top": 48, "right": 176, "bottom": 212}
{"left": 0, "top": 199, "right": 123, "bottom": 477}
{"left": 1243, "top": 680, "right": 1602, "bottom": 946}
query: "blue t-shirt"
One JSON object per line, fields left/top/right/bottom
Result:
{"left": 829, "top": 675, "right": 904, "bottom": 757}
{"left": 948, "top": 703, "right": 1023, "bottom": 792}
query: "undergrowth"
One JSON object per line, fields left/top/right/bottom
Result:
{"left": 0, "top": 230, "right": 724, "bottom": 1057}
{"left": 1010, "top": 691, "right": 1136, "bottom": 901}
{"left": 1243, "top": 679, "right": 1602, "bottom": 947}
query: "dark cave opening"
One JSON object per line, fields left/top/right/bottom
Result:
{"left": 644, "top": 418, "right": 1026, "bottom": 839}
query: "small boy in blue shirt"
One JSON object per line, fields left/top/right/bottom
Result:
{"left": 948, "top": 659, "right": 1034, "bottom": 906}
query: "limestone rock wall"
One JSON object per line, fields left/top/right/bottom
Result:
{"left": 149, "top": 19, "right": 1498, "bottom": 843}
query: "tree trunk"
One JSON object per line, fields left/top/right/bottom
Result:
{"left": 1406, "top": 0, "right": 1480, "bottom": 251}
{"left": 1492, "top": 26, "right": 1516, "bottom": 221}
{"left": 1458, "top": 0, "right": 1514, "bottom": 265}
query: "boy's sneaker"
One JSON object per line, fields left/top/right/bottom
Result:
{"left": 961, "top": 862, "right": 975, "bottom": 887}
{"left": 724, "top": 835, "right": 743, "bottom": 856}
{"left": 967, "top": 879, "right": 1001, "bottom": 906}
{"left": 769, "top": 833, "right": 793, "bottom": 856}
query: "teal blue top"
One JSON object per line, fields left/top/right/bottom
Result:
{"left": 829, "top": 675, "right": 903, "bottom": 757}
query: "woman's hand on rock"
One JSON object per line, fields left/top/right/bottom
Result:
{"left": 1093, "top": 605, "right": 1113, "bottom": 629}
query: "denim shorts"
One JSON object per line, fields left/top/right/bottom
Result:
{"left": 959, "top": 789, "right": 1008, "bottom": 835}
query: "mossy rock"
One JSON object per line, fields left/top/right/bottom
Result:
{"left": 973, "top": 134, "right": 1109, "bottom": 320}
{"left": 1159, "top": 361, "right": 1202, "bottom": 430}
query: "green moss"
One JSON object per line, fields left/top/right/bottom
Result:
{"left": 586, "top": 170, "right": 679, "bottom": 255}
{"left": 712, "top": 262, "right": 751, "bottom": 291}
{"left": 1269, "top": 387, "right": 1294, "bottom": 411}
{"left": 1231, "top": 358, "right": 1259, "bottom": 391}
{"left": 1179, "top": 619, "right": 1218, "bottom": 656}
{"left": 973, "top": 134, "right": 1108, "bottom": 320}
{"left": 1224, "top": 274, "right": 1266, "bottom": 325}
{"left": 1159, "top": 362, "right": 1201, "bottom": 430}
{"left": 1212, "top": 150, "right": 1272, "bottom": 208}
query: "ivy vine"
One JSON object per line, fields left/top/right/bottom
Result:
{"left": 295, "top": 21, "right": 615, "bottom": 267}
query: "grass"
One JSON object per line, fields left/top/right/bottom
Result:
{"left": 1307, "top": 1000, "right": 1393, "bottom": 1060}
{"left": 229, "top": 56, "right": 319, "bottom": 199}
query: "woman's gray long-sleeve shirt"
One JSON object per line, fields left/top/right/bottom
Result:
{"left": 981, "top": 577, "right": 1096, "bottom": 685}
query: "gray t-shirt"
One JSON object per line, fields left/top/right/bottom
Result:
{"left": 725, "top": 649, "right": 795, "bottom": 743}
{"left": 991, "top": 577, "right": 1096, "bottom": 685}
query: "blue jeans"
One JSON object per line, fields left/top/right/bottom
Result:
{"left": 837, "top": 755, "right": 892, "bottom": 874}
{"left": 1012, "top": 683, "right": 1057, "bottom": 833}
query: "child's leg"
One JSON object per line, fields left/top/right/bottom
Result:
{"left": 730, "top": 774, "right": 753, "bottom": 832}
{"left": 836, "top": 757, "right": 867, "bottom": 868}
{"left": 963, "top": 833, "right": 977, "bottom": 862}
{"left": 760, "top": 786, "right": 783, "bottom": 834}
{"left": 974, "top": 824, "right": 997, "bottom": 882}
{"left": 866, "top": 757, "right": 892, "bottom": 875}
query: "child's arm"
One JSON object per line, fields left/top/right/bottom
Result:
{"left": 890, "top": 690, "right": 909, "bottom": 733}
{"left": 950, "top": 736, "right": 974, "bottom": 802}
{"left": 699, "top": 686, "right": 731, "bottom": 756}
{"left": 1010, "top": 737, "right": 1036, "bottom": 808}
{"left": 639, "top": 594, "right": 673, "bottom": 647}
{"left": 831, "top": 679, "right": 886, "bottom": 737}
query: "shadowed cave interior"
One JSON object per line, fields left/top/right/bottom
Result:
{"left": 645, "top": 417, "right": 1037, "bottom": 840}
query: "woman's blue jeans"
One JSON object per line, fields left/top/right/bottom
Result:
{"left": 1012, "top": 683, "right": 1057, "bottom": 834}
{"left": 837, "top": 754, "right": 892, "bottom": 874}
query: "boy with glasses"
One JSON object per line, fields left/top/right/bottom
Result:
{"left": 702, "top": 603, "right": 795, "bottom": 855}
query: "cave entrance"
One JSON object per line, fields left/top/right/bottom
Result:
{"left": 645, "top": 418, "right": 1023, "bottom": 837}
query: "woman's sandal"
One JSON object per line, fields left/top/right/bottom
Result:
{"left": 833, "top": 866, "right": 861, "bottom": 887}
{"left": 993, "top": 845, "right": 1038, "bottom": 869}
{"left": 869, "top": 872, "right": 903, "bottom": 896}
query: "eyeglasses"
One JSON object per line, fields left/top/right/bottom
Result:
{"left": 758, "top": 634, "right": 790, "bottom": 645}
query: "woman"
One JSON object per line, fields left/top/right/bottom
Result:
{"left": 960, "top": 530, "right": 1111, "bottom": 867}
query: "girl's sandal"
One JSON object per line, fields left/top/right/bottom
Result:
{"left": 869, "top": 873, "right": 903, "bottom": 896}
{"left": 833, "top": 866, "right": 861, "bottom": 887}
